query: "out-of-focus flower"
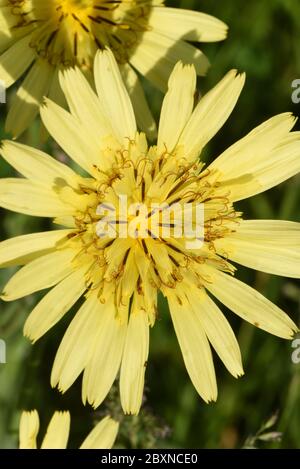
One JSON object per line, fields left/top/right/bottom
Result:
{"left": 19, "top": 410, "right": 119, "bottom": 449}
{"left": 0, "top": 0, "right": 227, "bottom": 137}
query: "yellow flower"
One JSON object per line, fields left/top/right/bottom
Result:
{"left": 19, "top": 410, "right": 119, "bottom": 449}
{"left": 0, "top": 0, "right": 227, "bottom": 137}
{"left": 1, "top": 49, "right": 300, "bottom": 414}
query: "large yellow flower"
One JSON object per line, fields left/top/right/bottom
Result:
{"left": 1, "top": 50, "right": 299, "bottom": 415}
{"left": 0, "top": 0, "right": 227, "bottom": 137}
{"left": 19, "top": 410, "right": 118, "bottom": 449}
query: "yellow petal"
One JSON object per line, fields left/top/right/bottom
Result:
{"left": 168, "top": 296, "right": 217, "bottom": 403}
{"left": 0, "top": 34, "right": 34, "bottom": 88}
{"left": 190, "top": 289, "right": 244, "bottom": 377}
{"left": 59, "top": 66, "right": 112, "bottom": 138}
{"left": 40, "top": 98, "right": 102, "bottom": 175}
{"left": 6, "top": 59, "right": 54, "bottom": 138}
{"left": 231, "top": 136, "right": 300, "bottom": 201}
{"left": 0, "top": 229, "right": 72, "bottom": 268}
{"left": 94, "top": 49, "right": 136, "bottom": 142}
{"left": 215, "top": 220, "right": 300, "bottom": 278}
{"left": 232, "top": 219, "right": 300, "bottom": 242}
{"left": 157, "top": 61, "right": 196, "bottom": 154}
{"left": 149, "top": 7, "right": 228, "bottom": 42}
{"left": 0, "top": 178, "right": 74, "bottom": 217}
{"left": 120, "top": 307, "right": 149, "bottom": 415}
{"left": 121, "top": 64, "right": 157, "bottom": 140}
{"left": 48, "top": 66, "right": 67, "bottom": 109}
{"left": 24, "top": 267, "right": 87, "bottom": 343}
{"left": 210, "top": 113, "right": 296, "bottom": 175}
{"left": 0, "top": 31, "right": 13, "bottom": 55}
{"left": 117, "top": 248, "right": 139, "bottom": 301}
{"left": 0, "top": 8, "right": 16, "bottom": 39}
{"left": 209, "top": 113, "right": 300, "bottom": 201}
{"left": 206, "top": 269, "right": 298, "bottom": 339}
{"left": 19, "top": 410, "right": 39, "bottom": 449}
{"left": 80, "top": 416, "right": 119, "bottom": 450}
{"left": 130, "top": 30, "right": 209, "bottom": 92}
{"left": 82, "top": 299, "right": 127, "bottom": 409}
{"left": 41, "top": 412, "right": 70, "bottom": 449}
{"left": 0, "top": 140, "right": 78, "bottom": 187}
{"left": 51, "top": 292, "right": 102, "bottom": 392}
{"left": 178, "top": 70, "right": 245, "bottom": 161}
{"left": 1, "top": 249, "right": 75, "bottom": 301}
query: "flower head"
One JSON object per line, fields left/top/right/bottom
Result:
{"left": 1, "top": 50, "right": 299, "bottom": 414}
{"left": 19, "top": 410, "right": 118, "bottom": 449}
{"left": 0, "top": 0, "right": 227, "bottom": 137}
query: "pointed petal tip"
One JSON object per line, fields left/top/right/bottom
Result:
{"left": 206, "top": 394, "right": 218, "bottom": 404}
{"left": 201, "top": 388, "right": 218, "bottom": 404}
{"left": 0, "top": 140, "right": 7, "bottom": 151}
{"left": 89, "top": 395, "right": 105, "bottom": 410}
{"left": 0, "top": 292, "right": 10, "bottom": 302}
{"left": 197, "top": 60, "right": 210, "bottom": 76}
{"left": 57, "top": 384, "right": 68, "bottom": 395}
{"left": 104, "top": 46, "right": 113, "bottom": 55}
{"left": 40, "top": 98, "right": 49, "bottom": 109}
{"left": 85, "top": 394, "right": 101, "bottom": 410}
{"left": 284, "top": 321, "right": 299, "bottom": 339}
{"left": 234, "top": 369, "right": 245, "bottom": 379}
{"left": 95, "top": 47, "right": 113, "bottom": 61}
{"left": 227, "top": 69, "right": 246, "bottom": 82}
{"left": 22, "top": 327, "right": 35, "bottom": 343}
{"left": 50, "top": 380, "right": 56, "bottom": 390}
{"left": 5, "top": 128, "right": 18, "bottom": 141}
{"left": 50, "top": 374, "right": 60, "bottom": 391}
{"left": 223, "top": 23, "right": 229, "bottom": 37}
{"left": 122, "top": 407, "right": 140, "bottom": 417}
{"left": 291, "top": 327, "right": 300, "bottom": 338}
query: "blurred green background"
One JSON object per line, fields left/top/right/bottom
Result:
{"left": 1, "top": 0, "right": 300, "bottom": 449}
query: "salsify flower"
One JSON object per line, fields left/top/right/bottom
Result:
{"left": 0, "top": 0, "right": 227, "bottom": 137}
{"left": 19, "top": 410, "right": 119, "bottom": 449}
{"left": 1, "top": 49, "right": 300, "bottom": 415}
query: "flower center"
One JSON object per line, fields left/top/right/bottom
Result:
{"left": 10, "top": 0, "right": 152, "bottom": 67}
{"left": 61, "top": 138, "right": 240, "bottom": 316}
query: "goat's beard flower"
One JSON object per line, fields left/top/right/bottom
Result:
{"left": 1, "top": 50, "right": 299, "bottom": 415}
{"left": 19, "top": 410, "right": 118, "bottom": 449}
{"left": 0, "top": 0, "right": 227, "bottom": 137}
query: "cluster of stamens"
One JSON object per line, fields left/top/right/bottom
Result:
{"left": 59, "top": 141, "right": 241, "bottom": 315}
